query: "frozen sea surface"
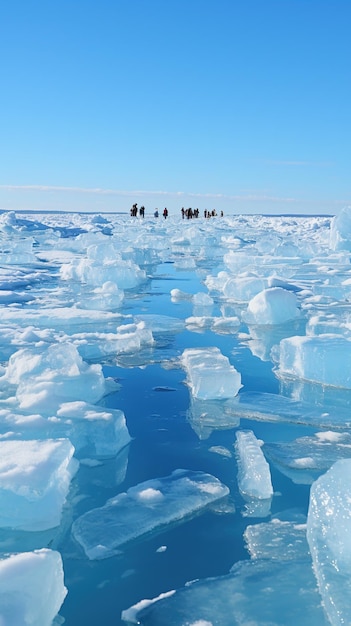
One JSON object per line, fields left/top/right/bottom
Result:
{"left": 1, "top": 208, "right": 351, "bottom": 624}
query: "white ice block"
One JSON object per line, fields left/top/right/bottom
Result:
{"left": 181, "top": 347, "right": 242, "bottom": 400}
{"left": 277, "top": 334, "right": 351, "bottom": 388}
{"left": 56, "top": 401, "right": 132, "bottom": 458}
{"left": 0, "top": 549, "right": 67, "bottom": 625}
{"left": 243, "top": 287, "right": 300, "bottom": 325}
{"left": 307, "top": 459, "right": 351, "bottom": 625}
{"left": 235, "top": 430, "right": 273, "bottom": 500}
{"left": 0, "top": 439, "right": 78, "bottom": 531}
{"left": 2, "top": 342, "right": 106, "bottom": 413}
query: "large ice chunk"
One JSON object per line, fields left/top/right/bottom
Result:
{"left": 56, "top": 401, "right": 132, "bottom": 458}
{"left": 72, "top": 469, "right": 229, "bottom": 559}
{"left": 330, "top": 205, "right": 351, "bottom": 251}
{"left": 235, "top": 430, "right": 273, "bottom": 500}
{"left": 307, "top": 459, "right": 351, "bottom": 625}
{"left": 242, "top": 287, "right": 300, "bottom": 325}
{"left": 181, "top": 347, "right": 242, "bottom": 400}
{"left": 277, "top": 334, "right": 351, "bottom": 388}
{"left": 76, "top": 321, "right": 154, "bottom": 362}
{"left": 0, "top": 549, "right": 67, "bottom": 625}
{"left": 1, "top": 342, "right": 106, "bottom": 413}
{"left": 60, "top": 242, "right": 146, "bottom": 289}
{"left": 0, "top": 401, "right": 131, "bottom": 460}
{"left": 0, "top": 439, "right": 78, "bottom": 531}
{"left": 122, "top": 558, "right": 328, "bottom": 625}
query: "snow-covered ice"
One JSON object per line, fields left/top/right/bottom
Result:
{"left": 0, "top": 549, "right": 67, "bottom": 626}
{"left": 242, "top": 286, "right": 300, "bottom": 325}
{"left": 0, "top": 438, "right": 78, "bottom": 531}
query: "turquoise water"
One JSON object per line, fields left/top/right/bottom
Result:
{"left": 58, "top": 258, "right": 315, "bottom": 625}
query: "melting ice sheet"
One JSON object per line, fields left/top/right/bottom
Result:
{"left": 2, "top": 209, "right": 351, "bottom": 624}
{"left": 122, "top": 559, "right": 328, "bottom": 625}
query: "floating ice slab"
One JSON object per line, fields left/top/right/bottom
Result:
{"left": 264, "top": 431, "right": 351, "bottom": 484}
{"left": 0, "top": 439, "right": 78, "bottom": 531}
{"left": 134, "top": 314, "right": 184, "bottom": 333}
{"left": 0, "top": 306, "right": 123, "bottom": 329}
{"left": 122, "top": 558, "right": 328, "bottom": 625}
{"left": 307, "top": 459, "right": 351, "bottom": 625}
{"left": 243, "top": 287, "right": 300, "bottom": 325}
{"left": 43, "top": 321, "right": 154, "bottom": 363}
{"left": 228, "top": 390, "right": 351, "bottom": 429}
{"left": 72, "top": 469, "right": 229, "bottom": 559}
{"left": 0, "top": 549, "right": 67, "bottom": 626}
{"left": 185, "top": 315, "right": 240, "bottom": 334}
{"left": 306, "top": 313, "right": 351, "bottom": 337}
{"left": 244, "top": 517, "right": 309, "bottom": 560}
{"left": 277, "top": 334, "right": 351, "bottom": 388}
{"left": 235, "top": 429, "right": 273, "bottom": 500}
{"left": 186, "top": 397, "right": 240, "bottom": 439}
{"left": 181, "top": 347, "right": 242, "bottom": 400}
{"left": 0, "top": 266, "right": 51, "bottom": 290}
{"left": 93, "top": 321, "right": 153, "bottom": 355}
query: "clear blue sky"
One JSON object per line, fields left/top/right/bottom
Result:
{"left": 1, "top": 0, "right": 350, "bottom": 215}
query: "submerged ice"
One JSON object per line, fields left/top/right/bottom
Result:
{"left": 1, "top": 208, "right": 351, "bottom": 623}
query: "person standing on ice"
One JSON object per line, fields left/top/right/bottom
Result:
{"left": 163, "top": 208, "right": 168, "bottom": 219}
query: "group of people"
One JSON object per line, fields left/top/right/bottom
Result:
{"left": 130, "top": 204, "right": 223, "bottom": 219}
{"left": 181, "top": 208, "right": 223, "bottom": 219}
{"left": 130, "top": 204, "right": 168, "bottom": 218}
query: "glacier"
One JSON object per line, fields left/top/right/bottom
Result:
{"left": 0, "top": 207, "right": 351, "bottom": 624}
